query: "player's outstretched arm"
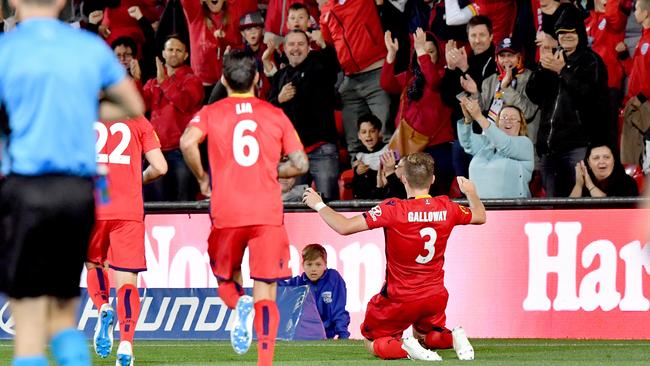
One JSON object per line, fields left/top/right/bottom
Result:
{"left": 278, "top": 150, "right": 309, "bottom": 178}
{"left": 143, "top": 148, "right": 168, "bottom": 184}
{"left": 180, "top": 126, "right": 211, "bottom": 197}
{"left": 456, "top": 176, "right": 486, "bottom": 224}
{"left": 302, "top": 188, "right": 369, "bottom": 235}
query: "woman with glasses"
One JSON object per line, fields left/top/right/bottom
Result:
{"left": 458, "top": 98, "right": 534, "bottom": 198}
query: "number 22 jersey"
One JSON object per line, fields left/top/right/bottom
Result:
{"left": 95, "top": 116, "right": 161, "bottom": 221}
{"left": 189, "top": 95, "right": 303, "bottom": 228}
{"left": 363, "top": 195, "right": 473, "bottom": 302}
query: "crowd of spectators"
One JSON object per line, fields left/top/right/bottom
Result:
{"left": 2, "top": 0, "right": 648, "bottom": 200}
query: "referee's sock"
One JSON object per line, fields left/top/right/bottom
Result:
{"left": 50, "top": 328, "right": 90, "bottom": 366}
{"left": 117, "top": 284, "right": 141, "bottom": 343}
{"left": 11, "top": 355, "right": 48, "bottom": 366}
{"left": 87, "top": 267, "right": 110, "bottom": 311}
{"left": 254, "top": 300, "right": 279, "bottom": 366}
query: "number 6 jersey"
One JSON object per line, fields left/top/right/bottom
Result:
{"left": 95, "top": 116, "right": 161, "bottom": 221}
{"left": 363, "top": 195, "right": 473, "bottom": 302}
{"left": 189, "top": 94, "right": 303, "bottom": 228}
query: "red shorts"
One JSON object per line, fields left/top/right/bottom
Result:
{"left": 88, "top": 220, "right": 147, "bottom": 272}
{"left": 207, "top": 225, "right": 291, "bottom": 282}
{"left": 360, "top": 289, "right": 449, "bottom": 340}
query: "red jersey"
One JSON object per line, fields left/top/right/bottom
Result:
{"left": 622, "top": 28, "right": 650, "bottom": 103}
{"left": 189, "top": 94, "right": 304, "bottom": 228}
{"left": 364, "top": 195, "right": 472, "bottom": 302}
{"left": 586, "top": 1, "right": 627, "bottom": 89}
{"left": 95, "top": 116, "right": 160, "bottom": 221}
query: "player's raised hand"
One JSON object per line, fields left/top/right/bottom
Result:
{"left": 302, "top": 187, "right": 323, "bottom": 210}
{"left": 456, "top": 176, "right": 477, "bottom": 196}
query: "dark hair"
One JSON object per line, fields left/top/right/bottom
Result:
{"left": 165, "top": 34, "right": 189, "bottom": 49}
{"left": 288, "top": 3, "right": 309, "bottom": 13}
{"left": 357, "top": 114, "right": 382, "bottom": 131}
{"left": 583, "top": 143, "right": 628, "bottom": 193}
{"left": 223, "top": 50, "right": 257, "bottom": 92}
{"left": 284, "top": 29, "right": 310, "bottom": 43}
{"left": 407, "top": 33, "right": 439, "bottom": 102}
{"left": 403, "top": 152, "right": 435, "bottom": 190}
{"left": 111, "top": 37, "right": 138, "bottom": 57}
{"left": 467, "top": 15, "right": 493, "bottom": 35}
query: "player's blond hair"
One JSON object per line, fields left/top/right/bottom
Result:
{"left": 403, "top": 152, "right": 435, "bottom": 190}
{"left": 302, "top": 244, "right": 327, "bottom": 263}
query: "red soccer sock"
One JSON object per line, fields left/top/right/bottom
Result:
{"left": 86, "top": 267, "right": 110, "bottom": 311}
{"left": 117, "top": 284, "right": 141, "bottom": 343}
{"left": 253, "top": 300, "right": 279, "bottom": 366}
{"left": 218, "top": 281, "right": 243, "bottom": 309}
{"left": 372, "top": 336, "right": 409, "bottom": 359}
{"left": 424, "top": 327, "right": 453, "bottom": 349}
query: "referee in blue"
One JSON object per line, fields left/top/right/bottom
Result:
{"left": 0, "top": 0, "right": 144, "bottom": 364}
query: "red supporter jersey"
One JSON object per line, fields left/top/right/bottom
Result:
{"left": 363, "top": 195, "right": 472, "bottom": 302}
{"left": 95, "top": 116, "right": 161, "bottom": 221}
{"left": 189, "top": 95, "right": 303, "bottom": 228}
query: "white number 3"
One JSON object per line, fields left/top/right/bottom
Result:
{"left": 416, "top": 227, "right": 437, "bottom": 264}
{"left": 94, "top": 122, "right": 131, "bottom": 165}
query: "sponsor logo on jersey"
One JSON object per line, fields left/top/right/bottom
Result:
{"left": 367, "top": 205, "right": 382, "bottom": 222}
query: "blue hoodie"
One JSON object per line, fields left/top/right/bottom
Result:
{"left": 281, "top": 268, "right": 351, "bottom": 339}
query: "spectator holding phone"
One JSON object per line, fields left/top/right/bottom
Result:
{"left": 268, "top": 30, "right": 341, "bottom": 201}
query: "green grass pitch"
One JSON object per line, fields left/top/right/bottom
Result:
{"left": 2, "top": 339, "right": 650, "bottom": 365}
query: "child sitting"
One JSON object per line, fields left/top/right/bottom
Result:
{"left": 352, "top": 114, "right": 388, "bottom": 199}
{"left": 283, "top": 244, "right": 350, "bottom": 339}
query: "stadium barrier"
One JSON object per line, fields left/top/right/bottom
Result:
{"left": 1, "top": 198, "right": 649, "bottom": 340}
{"left": 0, "top": 286, "right": 325, "bottom": 340}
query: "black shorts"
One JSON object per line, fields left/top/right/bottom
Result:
{"left": 0, "top": 175, "right": 95, "bottom": 299}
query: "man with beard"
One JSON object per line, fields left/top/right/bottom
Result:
{"left": 142, "top": 35, "right": 204, "bottom": 201}
{"left": 268, "top": 29, "right": 341, "bottom": 202}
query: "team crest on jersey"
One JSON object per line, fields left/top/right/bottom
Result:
{"left": 642, "top": 43, "right": 649, "bottom": 56}
{"left": 598, "top": 18, "right": 606, "bottom": 30}
{"left": 322, "top": 291, "right": 333, "bottom": 304}
{"left": 368, "top": 205, "right": 382, "bottom": 222}
{"left": 458, "top": 204, "right": 470, "bottom": 215}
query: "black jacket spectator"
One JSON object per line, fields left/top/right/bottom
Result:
{"left": 268, "top": 46, "right": 340, "bottom": 149}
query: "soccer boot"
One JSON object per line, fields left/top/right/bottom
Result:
{"left": 401, "top": 337, "right": 442, "bottom": 361}
{"left": 116, "top": 340, "right": 134, "bottom": 366}
{"left": 94, "top": 303, "right": 115, "bottom": 358}
{"left": 230, "top": 295, "right": 255, "bottom": 355}
{"left": 452, "top": 326, "right": 475, "bottom": 360}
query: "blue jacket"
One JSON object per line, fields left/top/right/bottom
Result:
{"left": 458, "top": 119, "right": 534, "bottom": 198}
{"left": 281, "top": 269, "right": 351, "bottom": 339}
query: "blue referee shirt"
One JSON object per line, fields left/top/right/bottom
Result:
{"left": 0, "top": 18, "right": 126, "bottom": 177}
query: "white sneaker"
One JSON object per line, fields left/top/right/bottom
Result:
{"left": 116, "top": 340, "right": 134, "bottom": 366}
{"left": 230, "top": 295, "right": 255, "bottom": 355}
{"left": 401, "top": 337, "right": 442, "bottom": 361}
{"left": 94, "top": 303, "right": 115, "bottom": 358}
{"left": 452, "top": 327, "right": 474, "bottom": 360}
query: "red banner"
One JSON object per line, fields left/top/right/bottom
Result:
{"left": 120, "top": 209, "right": 650, "bottom": 339}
